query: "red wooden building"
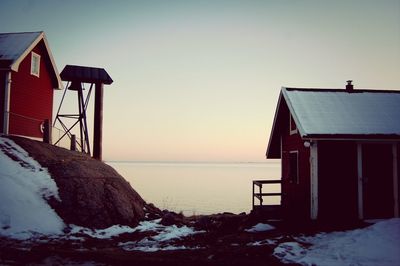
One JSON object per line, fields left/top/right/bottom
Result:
{"left": 266, "top": 82, "right": 400, "bottom": 222}
{"left": 0, "top": 31, "right": 62, "bottom": 140}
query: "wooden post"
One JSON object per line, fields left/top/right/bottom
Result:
{"left": 93, "top": 82, "right": 104, "bottom": 160}
{"left": 2, "top": 71, "right": 11, "bottom": 134}
{"left": 357, "top": 143, "right": 364, "bottom": 220}
{"left": 252, "top": 181, "right": 255, "bottom": 210}
{"left": 70, "top": 134, "right": 76, "bottom": 151}
{"left": 43, "top": 119, "right": 51, "bottom": 144}
{"left": 393, "top": 143, "right": 399, "bottom": 217}
{"left": 310, "top": 140, "right": 318, "bottom": 220}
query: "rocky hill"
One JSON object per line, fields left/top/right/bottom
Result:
{"left": 8, "top": 136, "right": 160, "bottom": 229}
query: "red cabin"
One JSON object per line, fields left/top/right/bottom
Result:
{"left": 0, "top": 31, "right": 62, "bottom": 140}
{"left": 266, "top": 83, "right": 400, "bottom": 222}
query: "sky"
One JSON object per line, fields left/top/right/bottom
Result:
{"left": 1, "top": 0, "right": 399, "bottom": 162}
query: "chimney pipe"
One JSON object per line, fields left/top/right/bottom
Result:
{"left": 346, "top": 80, "right": 353, "bottom": 92}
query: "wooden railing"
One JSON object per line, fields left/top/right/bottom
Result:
{"left": 252, "top": 179, "right": 282, "bottom": 210}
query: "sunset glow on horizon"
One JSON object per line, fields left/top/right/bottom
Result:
{"left": 1, "top": 0, "right": 399, "bottom": 162}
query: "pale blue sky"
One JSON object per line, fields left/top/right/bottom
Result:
{"left": 1, "top": 0, "right": 399, "bottom": 161}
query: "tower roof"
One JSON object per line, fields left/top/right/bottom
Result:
{"left": 60, "top": 65, "right": 113, "bottom": 85}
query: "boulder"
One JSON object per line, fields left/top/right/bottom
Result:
{"left": 10, "top": 136, "right": 159, "bottom": 229}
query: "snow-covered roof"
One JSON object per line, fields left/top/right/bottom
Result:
{"left": 0, "top": 32, "right": 41, "bottom": 64}
{"left": 0, "top": 31, "right": 62, "bottom": 89}
{"left": 267, "top": 87, "right": 400, "bottom": 158}
{"left": 284, "top": 88, "right": 400, "bottom": 137}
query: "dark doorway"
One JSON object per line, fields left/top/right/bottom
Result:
{"left": 362, "top": 143, "right": 393, "bottom": 219}
{"left": 289, "top": 152, "right": 299, "bottom": 184}
{"left": 318, "top": 141, "right": 358, "bottom": 221}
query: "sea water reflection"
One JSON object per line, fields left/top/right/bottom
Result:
{"left": 107, "top": 161, "right": 281, "bottom": 216}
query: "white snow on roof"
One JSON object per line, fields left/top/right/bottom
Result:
{"left": 274, "top": 218, "right": 400, "bottom": 266}
{"left": 0, "top": 137, "right": 64, "bottom": 240}
{"left": 0, "top": 32, "right": 41, "bottom": 62}
{"left": 284, "top": 89, "right": 400, "bottom": 136}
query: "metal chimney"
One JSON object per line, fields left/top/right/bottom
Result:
{"left": 346, "top": 80, "right": 354, "bottom": 92}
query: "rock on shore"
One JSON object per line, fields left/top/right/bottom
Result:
{"left": 9, "top": 136, "right": 159, "bottom": 229}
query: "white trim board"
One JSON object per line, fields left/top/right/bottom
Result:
{"left": 310, "top": 141, "right": 318, "bottom": 220}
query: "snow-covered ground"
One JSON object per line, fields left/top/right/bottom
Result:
{"left": 116, "top": 219, "right": 205, "bottom": 252}
{"left": 274, "top": 218, "right": 400, "bottom": 266}
{"left": 69, "top": 219, "right": 205, "bottom": 252}
{"left": 0, "top": 137, "right": 64, "bottom": 239}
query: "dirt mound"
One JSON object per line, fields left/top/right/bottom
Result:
{"left": 10, "top": 136, "right": 160, "bottom": 229}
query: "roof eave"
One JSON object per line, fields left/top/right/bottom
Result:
{"left": 265, "top": 87, "right": 314, "bottom": 159}
{"left": 42, "top": 33, "right": 63, "bottom": 90}
{"left": 303, "top": 134, "right": 400, "bottom": 141}
{"left": 9, "top": 32, "right": 63, "bottom": 90}
{"left": 9, "top": 32, "right": 42, "bottom": 72}
{"left": 281, "top": 87, "right": 307, "bottom": 137}
{"left": 266, "top": 90, "right": 284, "bottom": 159}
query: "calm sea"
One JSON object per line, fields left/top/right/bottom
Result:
{"left": 107, "top": 161, "right": 281, "bottom": 216}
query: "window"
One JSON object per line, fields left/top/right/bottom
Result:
{"left": 289, "top": 151, "right": 299, "bottom": 184}
{"left": 289, "top": 114, "right": 298, "bottom": 135}
{"left": 31, "top": 52, "right": 40, "bottom": 77}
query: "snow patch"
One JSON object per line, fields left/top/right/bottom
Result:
{"left": 247, "top": 239, "right": 277, "bottom": 246}
{"left": 67, "top": 218, "right": 205, "bottom": 252}
{"left": 152, "top": 224, "right": 199, "bottom": 242}
{"left": 116, "top": 219, "right": 205, "bottom": 252}
{"left": 69, "top": 224, "right": 137, "bottom": 239}
{"left": 0, "top": 137, "right": 64, "bottom": 240}
{"left": 134, "top": 218, "right": 163, "bottom": 232}
{"left": 119, "top": 241, "right": 197, "bottom": 252}
{"left": 274, "top": 218, "right": 400, "bottom": 266}
{"left": 245, "top": 223, "right": 275, "bottom": 232}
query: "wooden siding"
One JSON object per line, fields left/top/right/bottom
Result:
{"left": 8, "top": 40, "right": 54, "bottom": 138}
{"left": 281, "top": 101, "right": 311, "bottom": 220}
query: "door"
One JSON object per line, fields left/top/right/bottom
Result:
{"left": 362, "top": 143, "right": 393, "bottom": 219}
{"left": 318, "top": 141, "right": 358, "bottom": 221}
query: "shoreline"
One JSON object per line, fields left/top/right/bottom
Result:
{"left": 106, "top": 160, "right": 281, "bottom": 165}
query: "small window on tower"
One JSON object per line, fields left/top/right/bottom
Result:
{"left": 31, "top": 52, "right": 40, "bottom": 77}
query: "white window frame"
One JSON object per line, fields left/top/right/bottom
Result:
{"left": 289, "top": 114, "right": 298, "bottom": 135}
{"left": 31, "top": 52, "right": 40, "bottom": 77}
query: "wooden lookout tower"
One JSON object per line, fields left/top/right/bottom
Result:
{"left": 54, "top": 65, "right": 113, "bottom": 160}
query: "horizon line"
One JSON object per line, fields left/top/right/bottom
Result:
{"left": 105, "top": 159, "right": 280, "bottom": 164}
